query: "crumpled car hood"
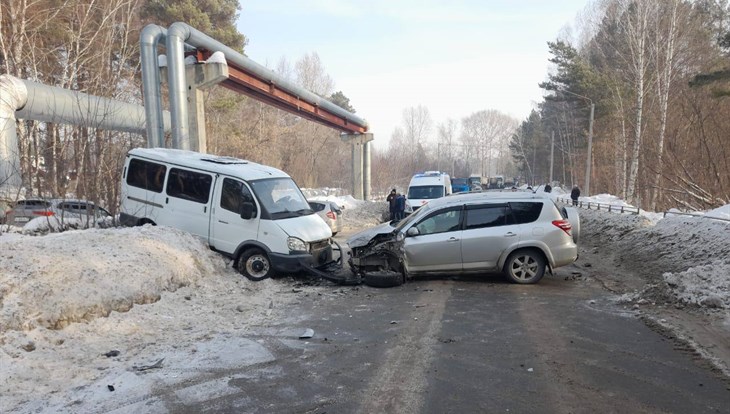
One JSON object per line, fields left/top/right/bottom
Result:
{"left": 346, "top": 221, "right": 398, "bottom": 248}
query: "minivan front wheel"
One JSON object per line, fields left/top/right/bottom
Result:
{"left": 237, "top": 248, "right": 273, "bottom": 281}
{"left": 504, "top": 249, "right": 546, "bottom": 284}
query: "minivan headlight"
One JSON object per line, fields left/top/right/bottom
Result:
{"left": 287, "top": 237, "right": 308, "bottom": 252}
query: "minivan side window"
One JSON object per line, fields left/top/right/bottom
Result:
{"left": 509, "top": 202, "right": 543, "bottom": 224}
{"left": 465, "top": 205, "right": 513, "bottom": 229}
{"left": 127, "top": 159, "right": 166, "bottom": 193}
{"left": 220, "top": 178, "right": 257, "bottom": 217}
{"left": 166, "top": 168, "right": 213, "bottom": 204}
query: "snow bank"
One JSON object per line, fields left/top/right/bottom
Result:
{"left": 0, "top": 225, "right": 226, "bottom": 331}
{"left": 578, "top": 206, "right": 730, "bottom": 311}
{"left": 0, "top": 225, "right": 296, "bottom": 413}
{"left": 664, "top": 261, "right": 730, "bottom": 309}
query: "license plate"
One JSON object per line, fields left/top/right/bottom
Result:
{"left": 14, "top": 217, "right": 30, "bottom": 223}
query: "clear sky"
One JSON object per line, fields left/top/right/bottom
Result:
{"left": 236, "top": 0, "right": 589, "bottom": 147}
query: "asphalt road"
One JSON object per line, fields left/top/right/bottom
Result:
{"left": 150, "top": 267, "right": 730, "bottom": 414}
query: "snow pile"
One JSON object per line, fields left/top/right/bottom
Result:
{"left": 0, "top": 225, "right": 297, "bottom": 413}
{"left": 663, "top": 261, "right": 730, "bottom": 309}
{"left": 0, "top": 225, "right": 226, "bottom": 331}
{"left": 341, "top": 200, "right": 388, "bottom": 230}
{"left": 21, "top": 215, "right": 115, "bottom": 235}
{"left": 578, "top": 205, "right": 730, "bottom": 310}
{"left": 302, "top": 190, "right": 389, "bottom": 230}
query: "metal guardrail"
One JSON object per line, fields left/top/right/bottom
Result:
{"left": 555, "top": 197, "right": 640, "bottom": 215}
{"left": 661, "top": 210, "right": 730, "bottom": 222}
{"left": 556, "top": 196, "right": 730, "bottom": 222}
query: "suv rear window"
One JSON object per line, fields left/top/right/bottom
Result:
{"left": 509, "top": 202, "right": 543, "bottom": 224}
{"left": 465, "top": 205, "right": 513, "bottom": 229}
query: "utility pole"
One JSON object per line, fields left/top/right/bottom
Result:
{"left": 585, "top": 103, "right": 594, "bottom": 197}
{"left": 549, "top": 130, "right": 554, "bottom": 183}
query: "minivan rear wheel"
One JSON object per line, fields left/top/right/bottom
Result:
{"left": 237, "top": 248, "right": 273, "bottom": 281}
{"left": 504, "top": 249, "right": 546, "bottom": 284}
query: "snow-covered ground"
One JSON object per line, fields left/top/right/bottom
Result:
{"left": 0, "top": 189, "right": 727, "bottom": 412}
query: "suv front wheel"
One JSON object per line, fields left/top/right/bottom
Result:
{"left": 504, "top": 248, "right": 546, "bottom": 284}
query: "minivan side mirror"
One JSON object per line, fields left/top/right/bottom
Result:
{"left": 240, "top": 202, "right": 254, "bottom": 220}
{"left": 406, "top": 227, "right": 420, "bottom": 237}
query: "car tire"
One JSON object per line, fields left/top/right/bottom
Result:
{"left": 504, "top": 249, "right": 546, "bottom": 284}
{"left": 237, "top": 248, "right": 273, "bottom": 281}
{"left": 363, "top": 270, "right": 405, "bottom": 288}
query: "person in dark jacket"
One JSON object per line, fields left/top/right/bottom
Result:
{"left": 571, "top": 186, "right": 581, "bottom": 206}
{"left": 544, "top": 183, "right": 552, "bottom": 193}
{"left": 395, "top": 193, "right": 406, "bottom": 220}
{"left": 386, "top": 188, "right": 397, "bottom": 220}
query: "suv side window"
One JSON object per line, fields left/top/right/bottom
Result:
{"left": 465, "top": 204, "right": 513, "bottom": 229}
{"left": 415, "top": 207, "right": 462, "bottom": 235}
{"left": 167, "top": 168, "right": 213, "bottom": 204}
{"left": 127, "top": 159, "right": 166, "bottom": 193}
{"left": 509, "top": 202, "right": 543, "bottom": 224}
{"left": 220, "top": 178, "right": 257, "bottom": 217}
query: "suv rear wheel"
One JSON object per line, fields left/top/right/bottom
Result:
{"left": 504, "top": 248, "right": 546, "bottom": 284}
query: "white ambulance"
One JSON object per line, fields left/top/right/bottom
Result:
{"left": 404, "top": 171, "right": 452, "bottom": 214}
{"left": 119, "top": 148, "right": 335, "bottom": 281}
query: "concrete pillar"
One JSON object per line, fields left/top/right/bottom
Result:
{"left": 363, "top": 140, "right": 371, "bottom": 200}
{"left": 341, "top": 133, "right": 374, "bottom": 200}
{"left": 352, "top": 140, "right": 363, "bottom": 200}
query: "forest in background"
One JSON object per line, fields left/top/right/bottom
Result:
{"left": 1, "top": 0, "right": 729, "bottom": 213}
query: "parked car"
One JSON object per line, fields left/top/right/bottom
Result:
{"left": 4, "top": 198, "right": 112, "bottom": 227}
{"left": 309, "top": 201, "right": 342, "bottom": 236}
{"left": 347, "top": 192, "right": 579, "bottom": 286}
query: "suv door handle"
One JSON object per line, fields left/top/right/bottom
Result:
{"left": 447, "top": 237, "right": 459, "bottom": 242}
{"left": 504, "top": 232, "right": 517, "bottom": 237}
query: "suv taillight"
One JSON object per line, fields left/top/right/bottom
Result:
{"left": 326, "top": 211, "right": 336, "bottom": 220}
{"left": 33, "top": 211, "right": 54, "bottom": 217}
{"left": 552, "top": 219, "right": 572, "bottom": 235}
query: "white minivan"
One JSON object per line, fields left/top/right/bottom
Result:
{"left": 405, "top": 171, "right": 452, "bottom": 214}
{"left": 120, "top": 148, "right": 336, "bottom": 281}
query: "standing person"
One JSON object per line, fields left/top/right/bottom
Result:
{"left": 544, "top": 183, "right": 552, "bottom": 193}
{"left": 395, "top": 192, "right": 406, "bottom": 220}
{"left": 571, "top": 186, "right": 581, "bottom": 206}
{"left": 386, "top": 188, "right": 397, "bottom": 221}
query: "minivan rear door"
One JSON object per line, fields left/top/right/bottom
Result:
{"left": 461, "top": 203, "right": 518, "bottom": 271}
{"left": 164, "top": 167, "right": 214, "bottom": 239}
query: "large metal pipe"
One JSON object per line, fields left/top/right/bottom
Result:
{"left": 0, "top": 75, "right": 25, "bottom": 191}
{"left": 0, "top": 74, "right": 171, "bottom": 194}
{"left": 165, "top": 22, "right": 368, "bottom": 149}
{"left": 14, "top": 77, "right": 169, "bottom": 133}
{"left": 140, "top": 25, "right": 168, "bottom": 148}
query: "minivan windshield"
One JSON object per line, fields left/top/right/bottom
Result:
{"left": 408, "top": 185, "right": 444, "bottom": 200}
{"left": 249, "top": 178, "right": 313, "bottom": 219}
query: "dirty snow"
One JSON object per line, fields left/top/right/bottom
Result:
{"left": 1, "top": 190, "right": 728, "bottom": 413}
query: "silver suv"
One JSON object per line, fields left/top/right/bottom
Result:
{"left": 347, "top": 192, "right": 579, "bottom": 285}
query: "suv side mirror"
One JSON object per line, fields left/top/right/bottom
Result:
{"left": 240, "top": 202, "right": 254, "bottom": 220}
{"left": 406, "top": 227, "right": 420, "bottom": 237}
